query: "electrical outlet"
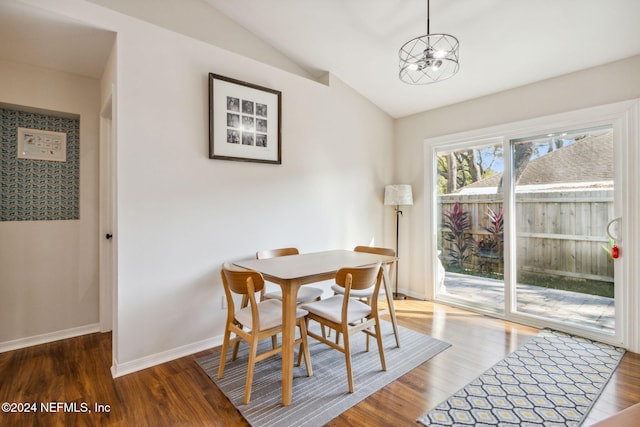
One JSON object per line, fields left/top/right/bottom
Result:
{"left": 221, "top": 296, "right": 227, "bottom": 309}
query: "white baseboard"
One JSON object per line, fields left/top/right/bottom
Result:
{"left": 111, "top": 335, "right": 224, "bottom": 378}
{"left": 1, "top": 325, "right": 225, "bottom": 378}
{"left": 0, "top": 323, "right": 101, "bottom": 353}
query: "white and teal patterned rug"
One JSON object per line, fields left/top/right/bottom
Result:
{"left": 418, "top": 329, "right": 625, "bottom": 426}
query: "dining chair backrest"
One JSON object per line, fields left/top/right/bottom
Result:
{"left": 335, "top": 262, "right": 383, "bottom": 292}
{"left": 353, "top": 246, "right": 396, "bottom": 285}
{"left": 256, "top": 247, "right": 324, "bottom": 306}
{"left": 353, "top": 245, "right": 395, "bottom": 259}
{"left": 256, "top": 247, "right": 299, "bottom": 259}
{"left": 221, "top": 263, "right": 265, "bottom": 296}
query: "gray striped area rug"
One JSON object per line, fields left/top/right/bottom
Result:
{"left": 197, "top": 321, "right": 450, "bottom": 427}
{"left": 418, "top": 329, "right": 625, "bottom": 426}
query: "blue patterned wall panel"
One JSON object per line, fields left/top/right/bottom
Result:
{"left": 0, "top": 108, "right": 80, "bottom": 221}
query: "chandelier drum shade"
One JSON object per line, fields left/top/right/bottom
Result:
{"left": 399, "top": 0, "right": 459, "bottom": 85}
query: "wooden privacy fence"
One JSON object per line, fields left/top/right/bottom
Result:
{"left": 439, "top": 189, "right": 614, "bottom": 282}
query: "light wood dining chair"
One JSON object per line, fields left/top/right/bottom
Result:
{"left": 256, "top": 247, "right": 324, "bottom": 304}
{"left": 330, "top": 246, "right": 401, "bottom": 348}
{"left": 218, "top": 263, "right": 313, "bottom": 405}
{"left": 301, "top": 262, "right": 386, "bottom": 393}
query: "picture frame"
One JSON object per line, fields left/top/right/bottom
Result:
{"left": 209, "top": 73, "right": 282, "bottom": 164}
{"left": 17, "top": 127, "right": 67, "bottom": 162}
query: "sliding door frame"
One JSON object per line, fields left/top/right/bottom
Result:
{"left": 425, "top": 99, "right": 640, "bottom": 349}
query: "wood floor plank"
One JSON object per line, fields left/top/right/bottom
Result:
{"left": 0, "top": 300, "right": 637, "bottom": 426}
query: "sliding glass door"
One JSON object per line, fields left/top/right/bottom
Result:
{"left": 432, "top": 110, "right": 625, "bottom": 343}
{"left": 511, "top": 126, "right": 615, "bottom": 333}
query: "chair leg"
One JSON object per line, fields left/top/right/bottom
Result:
{"left": 244, "top": 335, "right": 259, "bottom": 405}
{"left": 217, "top": 329, "right": 231, "bottom": 379}
{"left": 232, "top": 339, "right": 241, "bottom": 361}
{"left": 298, "top": 319, "right": 313, "bottom": 377}
{"left": 365, "top": 325, "right": 371, "bottom": 352}
{"left": 366, "top": 298, "right": 372, "bottom": 352}
{"left": 296, "top": 328, "right": 303, "bottom": 367}
{"left": 383, "top": 266, "right": 401, "bottom": 348}
{"left": 374, "top": 320, "right": 387, "bottom": 371}
{"left": 296, "top": 318, "right": 307, "bottom": 366}
{"left": 386, "top": 298, "right": 401, "bottom": 348}
{"left": 343, "top": 329, "right": 354, "bottom": 393}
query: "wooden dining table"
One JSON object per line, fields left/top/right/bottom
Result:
{"left": 233, "top": 249, "right": 398, "bottom": 406}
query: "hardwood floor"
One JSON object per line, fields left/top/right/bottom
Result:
{"left": 0, "top": 300, "right": 638, "bottom": 426}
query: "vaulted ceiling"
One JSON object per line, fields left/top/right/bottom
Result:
{"left": 204, "top": 0, "right": 640, "bottom": 117}
{"left": 2, "top": 0, "right": 639, "bottom": 118}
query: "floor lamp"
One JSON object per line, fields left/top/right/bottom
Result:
{"left": 384, "top": 184, "right": 413, "bottom": 300}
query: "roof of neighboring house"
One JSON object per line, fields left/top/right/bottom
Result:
{"left": 457, "top": 131, "right": 613, "bottom": 194}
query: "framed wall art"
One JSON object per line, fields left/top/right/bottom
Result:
{"left": 209, "top": 73, "right": 281, "bottom": 164}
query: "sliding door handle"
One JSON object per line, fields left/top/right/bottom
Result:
{"left": 606, "top": 218, "right": 621, "bottom": 242}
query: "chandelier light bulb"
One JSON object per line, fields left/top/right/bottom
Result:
{"left": 434, "top": 50, "right": 447, "bottom": 59}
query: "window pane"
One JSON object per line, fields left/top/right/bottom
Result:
{"left": 436, "top": 142, "right": 505, "bottom": 313}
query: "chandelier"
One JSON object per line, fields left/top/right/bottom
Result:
{"left": 399, "top": 0, "right": 459, "bottom": 85}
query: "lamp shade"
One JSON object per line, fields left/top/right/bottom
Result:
{"left": 384, "top": 185, "right": 413, "bottom": 206}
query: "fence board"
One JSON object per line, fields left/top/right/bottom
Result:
{"left": 439, "top": 189, "right": 614, "bottom": 281}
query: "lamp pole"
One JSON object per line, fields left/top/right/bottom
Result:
{"left": 393, "top": 205, "right": 406, "bottom": 300}
{"left": 384, "top": 184, "right": 412, "bottom": 300}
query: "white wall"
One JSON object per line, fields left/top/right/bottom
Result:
{"left": 29, "top": 0, "right": 395, "bottom": 374}
{"left": 394, "top": 55, "right": 640, "bottom": 350}
{"left": 0, "top": 60, "right": 101, "bottom": 348}
{"left": 115, "top": 26, "right": 394, "bottom": 374}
